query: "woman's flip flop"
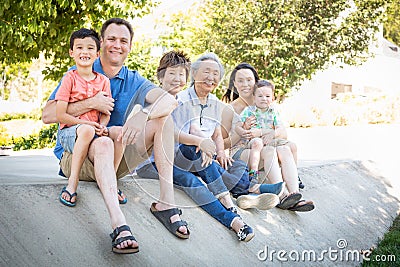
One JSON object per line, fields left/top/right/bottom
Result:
{"left": 287, "top": 200, "right": 315, "bottom": 212}
{"left": 276, "top": 193, "right": 302, "bottom": 210}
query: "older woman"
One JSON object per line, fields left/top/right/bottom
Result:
{"left": 221, "top": 63, "right": 314, "bottom": 212}
{"left": 136, "top": 51, "right": 261, "bottom": 241}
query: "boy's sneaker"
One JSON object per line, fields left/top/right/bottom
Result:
{"left": 298, "top": 176, "right": 305, "bottom": 189}
{"left": 236, "top": 193, "right": 279, "bottom": 210}
{"left": 237, "top": 224, "right": 255, "bottom": 242}
{"left": 259, "top": 182, "right": 285, "bottom": 196}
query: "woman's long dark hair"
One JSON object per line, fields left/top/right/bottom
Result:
{"left": 221, "top": 62, "right": 260, "bottom": 103}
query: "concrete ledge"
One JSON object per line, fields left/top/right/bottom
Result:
{"left": 0, "top": 160, "right": 398, "bottom": 266}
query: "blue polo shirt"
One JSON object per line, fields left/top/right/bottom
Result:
{"left": 49, "top": 58, "right": 156, "bottom": 160}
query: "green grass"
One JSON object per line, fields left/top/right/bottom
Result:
{"left": 362, "top": 214, "right": 400, "bottom": 266}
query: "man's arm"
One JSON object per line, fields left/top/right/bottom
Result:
{"left": 42, "top": 91, "right": 114, "bottom": 124}
{"left": 56, "top": 100, "right": 100, "bottom": 129}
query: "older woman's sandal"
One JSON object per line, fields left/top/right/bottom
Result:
{"left": 150, "top": 202, "right": 190, "bottom": 239}
{"left": 110, "top": 225, "right": 139, "bottom": 254}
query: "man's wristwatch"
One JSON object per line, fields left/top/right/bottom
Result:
{"left": 141, "top": 107, "right": 151, "bottom": 120}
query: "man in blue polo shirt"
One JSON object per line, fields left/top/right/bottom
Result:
{"left": 42, "top": 18, "right": 189, "bottom": 254}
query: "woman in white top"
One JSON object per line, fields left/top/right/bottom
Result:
{"left": 221, "top": 63, "right": 314, "bottom": 212}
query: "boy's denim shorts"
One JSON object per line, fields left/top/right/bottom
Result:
{"left": 58, "top": 125, "right": 80, "bottom": 153}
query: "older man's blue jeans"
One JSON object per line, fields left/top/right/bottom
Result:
{"left": 135, "top": 162, "right": 238, "bottom": 228}
{"left": 175, "top": 144, "right": 229, "bottom": 198}
{"left": 177, "top": 144, "right": 252, "bottom": 198}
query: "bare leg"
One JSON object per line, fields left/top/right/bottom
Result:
{"left": 276, "top": 145, "right": 298, "bottom": 194}
{"left": 261, "top": 146, "right": 283, "bottom": 183}
{"left": 88, "top": 137, "right": 138, "bottom": 250}
{"left": 218, "top": 192, "right": 235, "bottom": 209}
{"left": 152, "top": 116, "right": 175, "bottom": 206}
{"left": 239, "top": 148, "right": 257, "bottom": 192}
{"left": 108, "top": 126, "right": 125, "bottom": 172}
{"left": 136, "top": 116, "right": 188, "bottom": 235}
{"left": 231, "top": 217, "right": 245, "bottom": 231}
{"left": 61, "top": 124, "right": 95, "bottom": 203}
{"left": 259, "top": 146, "right": 288, "bottom": 198}
{"left": 108, "top": 126, "right": 127, "bottom": 203}
{"left": 286, "top": 140, "right": 305, "bottom": 189}
{"left": 287, "top": 141, "right": 298, "bottom": 165}
{"left": 248, "top": 138, "right": 263, "bottom": 173}
{"left": 242, "top": 146, "right": 285, "bottom": 195}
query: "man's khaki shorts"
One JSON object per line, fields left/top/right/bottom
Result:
{"left": 60, "top": 143, "right": 153, "bottom": 182}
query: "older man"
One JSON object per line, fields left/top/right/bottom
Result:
{"left": 175, "top": 52, "right": 260, "bottom": 240}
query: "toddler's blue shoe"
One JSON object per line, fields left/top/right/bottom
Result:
{"left": 259, "top": 181, "right": 285, "bottom": 196}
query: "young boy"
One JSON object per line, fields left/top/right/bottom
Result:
{"left": 56, "top": 28, "right": 124, "bottom": 207}
{"left": 235, "top": 79, "right": 292, "bottom": 181}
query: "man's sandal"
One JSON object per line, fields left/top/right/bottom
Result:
{"left": 110, "top": 225, "right": 139, "bottom": 254}
{"left": 59, "top": 186, "right": 77, "bottom": 207}
{"left": 150, "top": 202, "right": 190, "bottom": 239}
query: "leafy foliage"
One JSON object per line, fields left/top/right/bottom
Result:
{"left": 126, "top": 38, "right": 161, "bottom": 84}
{"left": 0, "top": 110, "right": 42, "bottom": 121}
{"left": 0, "top": 58, "right": 57, "bottom": 103}
{"left": 0, "top": 125, "right": 11, "bottom": 146}
{"left": 0, "top": 0, "right": 156, "bottom": 80}
{"left": 11, "top": 123, "right": 58, "bottom": 150}
{"left": 383, "top": 0, "right": 400, "bottom": 45}
{"left": 160, "top": 0, "right": 391, "bottom": 99}
{"left": 362, "top": 214, "right": 400, "bottom": 266}
{"left": 0, "top": 61, "right": 32, "bottom": 100}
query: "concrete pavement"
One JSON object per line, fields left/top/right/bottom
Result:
{"left": 0, "top": 125, "right": 399, "bottom": 266}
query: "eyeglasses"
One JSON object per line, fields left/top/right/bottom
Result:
{"left": 199, "top": 104, "right": 208, "bottom": 126}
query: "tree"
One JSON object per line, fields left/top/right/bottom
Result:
{"left": 126, "top": 37, "right": 161, "bottom": 84}
{"left": 160, "top": 0, "right": 391, "bottom": 99}
{"left": 0, "top": 0, "right": 156, "bottom": 80}
{"left": 383, "top": 0, "right": 400, "bottom": 45}
{"left": 0, "top": 58, "right": 57, "bottom": 103}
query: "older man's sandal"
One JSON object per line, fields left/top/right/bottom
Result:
{"left": 110, "top": 225, "right": 139, "bottom": 254}
{"left": 150, "top": 202, "right": 190, "bottom": 239}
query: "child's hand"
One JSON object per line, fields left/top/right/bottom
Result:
{"left": 243, "top": 116, "right": 256, "bottom": 130}
{"left": 95, "top": 125, "right": 108, "bottom": 136}
{"left": 201, "top": 153, "right": 214, "bottom": 167}
{"left": 86, "top": 121, "right": 101, "bottom": 130}
{"left": 101, "top": 126, "right": 109, "bottom": 136}
{"left": 216, "top": 151, "right": 233, "bottom": 170}
{"left": 262, "top": 130, "right": 275, "bottom": 145}
{"left": 250, "top": 128, "right": 262, "bottom": 139}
